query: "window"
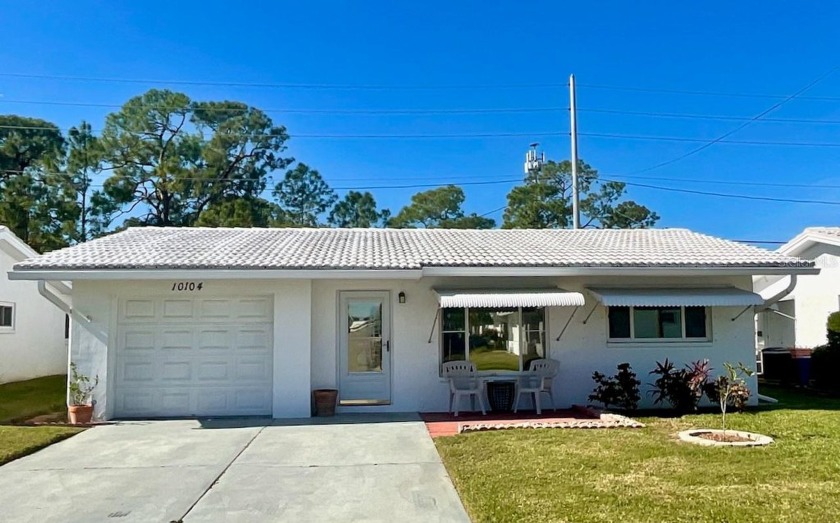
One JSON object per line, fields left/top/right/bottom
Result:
{"left": 608, "top": 306, "right": 708, "bottom": 341}
{"left": 441, "top": 307, "right": 547, "bottom": 371}
{"left": 0, "top": 303, "right": 14, "bottom": 331}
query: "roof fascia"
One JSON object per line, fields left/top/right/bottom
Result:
{"left": 8, "top": 268, "right": 424, "bottom": 281}
{"left": 421, "top": 266, "right": 819, "bottom": 277}
{"left": 779, "top": 232, "right": 840, "bottom": 256}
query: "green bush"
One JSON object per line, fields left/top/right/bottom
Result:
{"left": 812, "top": 344, "right": 840, "bottom": 391}
{"left": 588, "top": 363, "right": 641, "bottom": 411}
{"left": 828, "top": 311, "right": 840, "bottom": 348}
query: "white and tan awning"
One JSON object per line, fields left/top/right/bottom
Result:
{"left": 434, "top": 289, "right": 585, "bottom": 308}
{"left": 587, "top": 287, "right": 764, "bottom": 307}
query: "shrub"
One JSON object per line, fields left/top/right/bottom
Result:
{"left": 828, "top": 311, "right": 840, "bottom": 348}
{"left": 649, "top": 359, "right": 711, "bottom": 413}
{"left": 68, "top": 362, "right": 99, "bottom": 406}
{"left": 588, "top": 363, "right": 641, "bottom": 411}
{"left": 811, "top": 344, "right": 840, "bottom": 391}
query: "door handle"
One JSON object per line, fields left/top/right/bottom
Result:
{"left": 385, "top": 340, "right": 391, "bottom": 352}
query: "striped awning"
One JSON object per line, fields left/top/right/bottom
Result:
{"left": 434, "top": 289, "right": 585, "bottom": 308}
{"left": 587, "top": 287, "right": 764, "bottom": 307}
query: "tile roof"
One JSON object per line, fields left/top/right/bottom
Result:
{"left": 13, "top": 227, "right": 809, "bottom": 272}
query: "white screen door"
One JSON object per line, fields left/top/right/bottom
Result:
{"left": 338, "top": 291, "right": 391, "bottom": 405}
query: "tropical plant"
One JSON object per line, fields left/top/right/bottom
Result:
{"left": 702, "top": 362, "right": 754, "bottom": 432}
{"left": 588, "top": 363, "right": 641, "bottom": 411}
{"left": 649, "top": 359, "right": 711, "bottom": 413}
{"left": 68, "top": 362, "right": 99, "bottom": 406}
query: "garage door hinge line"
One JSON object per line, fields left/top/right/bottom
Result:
{"left": 175, "top": 425, "right": 266, "bottom": 522}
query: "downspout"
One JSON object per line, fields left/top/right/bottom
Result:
{"left": 37, "top": 281, "right": 90, "bottom": 408}
{"left": 757, "top": 274, "right": 797, "bottom": 312}
{"left": 731, "top": 274, "right": 797, "bottom": 321}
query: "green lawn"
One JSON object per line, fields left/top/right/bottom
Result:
{"left": 0, "top": 375, "right": 82, "bottom": 466}
{"left": 436, "top": 385, "right": 840, "bottom": 523}
{"left": 0, "top": 375, "right": 68, "bottom": 423}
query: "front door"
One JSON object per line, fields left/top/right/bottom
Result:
{"left": 338, "top": 291, "right": 391, "bottom": 405}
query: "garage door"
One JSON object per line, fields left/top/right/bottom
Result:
{"left": 114, "top": 296, "right": 273, "bottom": 418}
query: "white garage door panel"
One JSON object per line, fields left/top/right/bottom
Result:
{"left": 115, "top": 296, "right": 273, "bottom": 418}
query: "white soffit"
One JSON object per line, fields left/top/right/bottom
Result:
{"left": 587, "top": 287, "right": 765, "bottom": 307}
{"left": 435, "top": 289, "right": 585, "bottom": 308}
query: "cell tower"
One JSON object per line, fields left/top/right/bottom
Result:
{"left": 524, "top": 142, "right": 545, "bottom": 175}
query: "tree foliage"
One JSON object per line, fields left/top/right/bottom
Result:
{"left": 94, "top": 89, "right": 292, "bottom": 227}
{"left": 327, "top": 191, "right": 390, "bottom": 228}
{"left": 389, "top": 185, "right": 495, "bottom": 229}
{"left": 272, "top": 163, "right": 336, "bottom": 227}
{"left": 0, "top": 115, "right": 76, "bottom": 252}
{"left": 503, "top": 159, "right": 659, "bottom": 229}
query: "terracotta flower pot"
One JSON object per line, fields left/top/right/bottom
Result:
{"left": 68, "top": 404, "right": 94, "bottom": 425}
{"left": 313, "top": 389, "right": 338, "bottom": 416}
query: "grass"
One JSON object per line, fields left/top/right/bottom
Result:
{"left": 0, "top": 375, "right": 82, "bottom": 466}
{"left": 436, "top": 385, "right": 840, "bottom": 523}
{"left": 0, "top": 374, "right": 68, "bottom": 424}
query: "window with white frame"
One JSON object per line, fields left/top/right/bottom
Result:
{"left": 0, "top": 303, "right": 14, "bottom": 331}
{"left": 608, "top": 306, "right": 709, "bottom": 341}
{"left": 441, "top": 306, "right": 547, "bottom": 371}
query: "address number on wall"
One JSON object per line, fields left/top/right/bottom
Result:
{"left": 171, "top": 281, "right": 204, "bottom": 292}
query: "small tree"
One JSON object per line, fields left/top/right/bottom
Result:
{"left": 588, "top": 363, "right": 641, "bottom": 411}
{"left": 703, "top": 362, "right": 754, "bottom": 432}
{"left": 827, "top": 311, "right": 840, "bottom": 348}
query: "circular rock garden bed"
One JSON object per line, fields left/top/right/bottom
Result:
{"left": 678, "top": 429, "right": 773, "bottom": 447}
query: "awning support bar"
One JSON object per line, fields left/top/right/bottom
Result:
{"left": 770, "top": 309, "right": 796, "bottom": 321}
{"left": 555, "top": 306, "right": 579, "bottom": 341}
{"left": 427, "top": 307, "right": 441, "bottom": 344}
{"left": 581, "top": 302, "right": 598, "bottom": 325}
{"left": 730, "top": 306, "right": 753, "bottom": 322}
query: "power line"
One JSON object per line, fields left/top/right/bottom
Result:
{"left": 6, "top": 123, "right": 840, "bottom": 145}
{"left": 0, "top": 72, "right": 568, "bottom": 90}
{"left": 577, "top": 82, "right": 840, "bottom": 101}
{"left": 604, "top": 173, "right": 840, "bottom": 189}
{"left": 577, "top": 107, "right": 840, "bottom": 125}
{"left": 601, "top": 177, "right": 840, "bottom": 206}
{"left": 626, "top": 66, "right": 840, "bottom": 174}
{"left": 580, "top": 132, "right": 840, "bottom": 147}
{"left": 0, "top": 98, "right": 566, "bottom": 115}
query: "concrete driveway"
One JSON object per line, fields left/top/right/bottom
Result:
{"left": 0, "top": 414, "right": 469, "bottom": 522}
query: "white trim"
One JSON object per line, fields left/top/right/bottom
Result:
{"left": 9, "top": 269, "right": 424, "bottom": 281}
{"left": 0, "top": 301, "right": 15, "bottom": 332}
{"left": 422, "top": 266, "right": 818, "bottom": 277}
{"left": 607, "top": 305, "right": 712, "bottom": 343}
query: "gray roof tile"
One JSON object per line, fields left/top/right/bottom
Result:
{"left": 13, "top": 227, "right": 808, "bottom": 271}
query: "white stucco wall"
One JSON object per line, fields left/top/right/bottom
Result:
{"left": 312, "top": 275, "right": 759, "bottom": 413}
{"left": 69, "top": 279, "right": 312, "bottom": 419}
{"left": 67, "top": 273, "right": 760, "bottom": 418}
{"left": 0, "top": 247, "right": 67, "bottom": 384}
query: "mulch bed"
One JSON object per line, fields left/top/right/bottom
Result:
{"left": 695, "top": 432, "right": 754, "bottom": 443}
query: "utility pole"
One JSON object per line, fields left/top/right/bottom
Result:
{"left": 569, "top": 73, "right": 580, "bottom": 229}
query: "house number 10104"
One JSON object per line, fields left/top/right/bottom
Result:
{"left": 171, "top": 282, "right": 203, "bottom": 291}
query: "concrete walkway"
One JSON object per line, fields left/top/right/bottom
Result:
{"left": 0, "top": 414, "right": 470, "bottom": 522}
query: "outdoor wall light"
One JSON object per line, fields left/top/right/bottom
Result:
{"left": 398, "top": 292, "right": 406, "bottom": 304}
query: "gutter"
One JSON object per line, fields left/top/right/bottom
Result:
{"left": 756, "top": 275, "right": 797, "bottom": 312}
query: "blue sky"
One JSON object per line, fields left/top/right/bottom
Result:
{"left": 1, "top": 1, "right": 838, "bottom": 243}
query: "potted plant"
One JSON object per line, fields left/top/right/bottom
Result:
{"left": 68, "top": 362, "right": 99, "bottom": 424}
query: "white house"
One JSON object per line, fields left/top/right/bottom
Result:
{"left": 754, "top": 227, "right": 840, "bottom": 350}
{"left": 8, "top": 227, "right": 815, "bottom": 419}
{"left": 0, "top": 226, "right": 69, "bottom": 384}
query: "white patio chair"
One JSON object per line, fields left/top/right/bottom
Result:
{"left": 442, "top": 361, "right": 486, "bottom": 417}
{"left": 513, "top": 359, "right": 559, "bottom": 415}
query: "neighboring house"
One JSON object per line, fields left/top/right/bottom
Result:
{"left": 0, "top": 226, "right": 69, "bottom": 384}
{"left": 9, "top": 227, "right": 814, "bottom": 419}
{"left": 754, "top": 227, "right": 840, "bottom": 350}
